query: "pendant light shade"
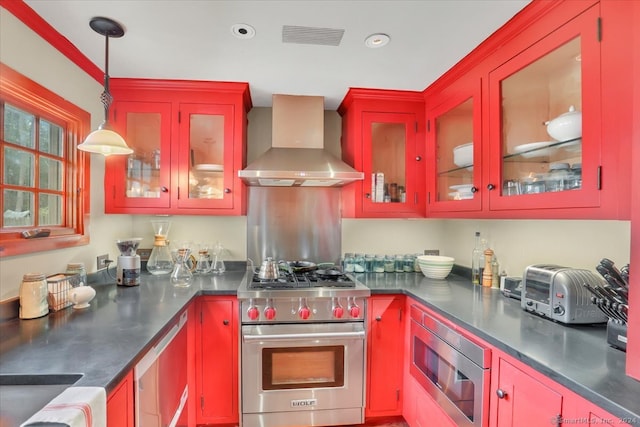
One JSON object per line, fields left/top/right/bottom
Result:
{"left": 78, "top": 17, "right": 133, "bottom": 156}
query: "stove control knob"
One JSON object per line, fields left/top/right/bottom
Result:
{"left": 264, "top": 306, "right": 277, "bottom": 320}
{"left": 247, "top": 306, "right": 260, "bottom": 321}
{"left": 298, "top": 306, "right": 311, "bottom": 320}
{"left": 333, "top": 306, "right": 344, "bottom": 319}
{"left": 349, "top": 304, "right": 361, "bottom": 319}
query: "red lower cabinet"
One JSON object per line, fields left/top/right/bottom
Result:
{"left": 195, "top": 296, "right": 239, "bottom": 425}
{"left": 107, "top": 371, "right": 134, "bottom": 427}
{"left": 366, "top": 295, "right": 405, "bottom": 418}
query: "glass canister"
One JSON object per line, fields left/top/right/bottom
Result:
{"left": 373, "top": 255, "right": 385, "bottom": 273}
{"left": 343, "top": 253, "right": 355, "bottom": 273}
{"left": 384, "top": 255, "right": 395, "bottom": 273}
{"left": 520, "top": 175, "right": 546, "bottom": 194}
{"left": 566, "top": 163, "right": 582, "bottom": 190}
{"left": 19, "top": 273, "right": 49, "bottom": 319}
{"left": 545, "top": 162, "right": 570, "bottom": 192}
{"left": 65, "top": 263, "right": 87, "bottom": 286}
{"left": 404, "top": 254, "right": 415, "bottom": 272}
{"left": 394, "top": 254, "right": 405, "bottom": 273}
{"left": 353, "top": 253, "right": 366, "bottom": 273}
{"left": 364, "top": 254, "right": 375, "bottom": 273}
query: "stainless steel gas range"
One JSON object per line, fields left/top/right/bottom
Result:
{"left": 237, "top": 266, "right": 371, "bottom": 427}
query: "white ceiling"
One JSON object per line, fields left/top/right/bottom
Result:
{"left": 25, "top": 0, "right": 530, "bottom": 110}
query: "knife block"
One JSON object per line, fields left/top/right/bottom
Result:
{"left": 606, "top": 319, "right": 627, "bottom": 352}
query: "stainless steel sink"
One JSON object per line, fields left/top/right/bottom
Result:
{"left": 0, "top": 374, "right": 83, "bottom": 425}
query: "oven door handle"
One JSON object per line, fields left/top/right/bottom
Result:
{"left": 243, "top": 330, "right": 365, "bottom": 342}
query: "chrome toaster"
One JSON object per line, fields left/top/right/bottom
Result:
{"left": 521, "top": 264, "right": 608, "bottom": 324}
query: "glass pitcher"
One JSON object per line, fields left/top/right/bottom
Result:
{"left": 211, "top": 241, "right": 226, "bottom": 274}
{"left": 194, "top": 242, "right": 213, "bottom": 275}
{"left": 171, "top": 241, "right": 193, "bottom": 287}
{"left": 147, "top": 219, "right": 174, "bottom": 275}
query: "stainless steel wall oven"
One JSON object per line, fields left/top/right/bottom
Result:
{"left": 410, "top": 305, "right": 491, "bottom": 427}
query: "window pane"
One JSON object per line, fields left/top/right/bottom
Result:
{"left": 39, "top": 157, "right": 62, "bottom": 190}
{"left": 39, "top": 120, "right": 64, "bottom": 156}
{"left": 3, "top": 189, "right": 34, "bottom": 227}
{"left": 3, "top": 147, "right": 34, "bottom": 187}
{"left": 39, "top": 193, "right": 62, "bottom": 226}
{"left": 4, "top": 104, "right": 35, "bottom": 148}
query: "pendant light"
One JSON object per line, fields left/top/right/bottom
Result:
{"left": 78, "top": 17, "right": 133, "bottom": 156}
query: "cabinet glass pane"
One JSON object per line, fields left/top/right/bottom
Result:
{"left": 189, "top": 114, "right": 225, "bottom": 200}
{"left": 501, "top": 37, "right": 582, "bottom": 196}
{"left": 435, "top": 98, "right": 474, "bottom": 202}
{"left": 125, "top": 112, "right": 162, "bottom": 198}
{"left": 371, "top": 122, "right": 405, "bottom": 203}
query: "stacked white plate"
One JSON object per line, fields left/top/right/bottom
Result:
{"left": 416, "top": 255, "right": 455, "bottom": 279}
{"left": 453, "top": 142, "right": 473, "bottom": 170}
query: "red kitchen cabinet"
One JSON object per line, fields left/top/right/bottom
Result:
{"left": 366, "top": 295, "right": 405, "bottom": 418}
{"left": 404, "top": 375, "right": 456, "bottom": 427}
{"left": 107, "top": 371, "right": 134, "bottom": 427}
{"left": 105, "top": 79, "right": 251, "bottom": 215}
{"left": 492, "top": 356, "right": 563, "bottom": 427}
{"left": 195, "top": 296, "right": 239, "bottom": 424}
{"left": 339, "top": 89, "right": 426, "bottom": 218}
{"left": 425, "top": 0, "right": 633, "bottom": 220}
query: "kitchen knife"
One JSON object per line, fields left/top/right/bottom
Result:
{"left": 599, "top": 259, "right": 627, "bottom": 289}
{"left": 601, "top": 283, "right": 628, "bottom": 304}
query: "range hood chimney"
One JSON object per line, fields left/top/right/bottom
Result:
{"left": 239, "top": 94, "right": 364, "bottom": 187}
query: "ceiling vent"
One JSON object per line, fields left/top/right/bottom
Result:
{"left": 282, "top": 25, "right": 344, "bottom": 46}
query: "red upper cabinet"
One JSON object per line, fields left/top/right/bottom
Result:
{"left": 486, "top": 4, "right": 602, "bottom": 214}
{"left": 339, "top": 89, "right": 426, "bottom": 218}
{"left": 426, "top": 76, "right": 483, "bottom": 213}
{"left": 425, "top": 0, "right": 632, "bottom": 220}
{"left": 105, "top": 79, "right": 251, "bottom": 215}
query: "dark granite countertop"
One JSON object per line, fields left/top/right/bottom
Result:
{"left": 1, "top": 266, "right": 638, "bottom": 425}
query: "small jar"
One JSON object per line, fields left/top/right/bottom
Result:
{"left": 384, "top": 255, "right": 395, "bottom": 273}
{"left": 546, "top": 162, "right": 570, "bottom": 192}
{"left": 353, "top": 253, "right": 366, "bottom": 273}
{"left": 343, "top": 253, "right": 355, "bottom": 273}
{"left": 521, "top": 175, "right": 545, "bottom": 194}
{"left": 65, "top": 262, "right": 87, "bottom": 286}
{"left": 373, "top": 255, "right": 386, "bottom": 273}
{"left": 394, "top": 254, "right": 405, "bottom": 273}
{"left": 364, "top": 254, "right": 375, "bottom": 273}
{"left": 403, "top": 254, "right": 415, "bottom": 272}
{"left": 566, "top": 163, "right": 582, "bottom": 190}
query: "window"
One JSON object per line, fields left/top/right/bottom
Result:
{"left": 0, "top": 63, "right": 90, "bottom": 256}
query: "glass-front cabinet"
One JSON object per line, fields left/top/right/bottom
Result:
{"left": 105, "top": 79, "right": 250, "bottom": 215}
{"left": 427, "top": 78, "right": 482, "bottom": 213}
{"left": 339, "top": 89, "right": 425, "bottom": 218}
{"left": 487, "top": 5, "right": 601, "bottom": 212}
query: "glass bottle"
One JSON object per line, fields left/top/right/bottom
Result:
{"left": 343, "top": 253, "right": 355, "bottom": 273}
{"left": 373, "top": 255, "right": 385, "bottom": 273}
{"left": 147, "top": 219, "right": 174, "bottom": 275}
{"left": 364, "top": 254, "right": 375, "bottom": 273}
{"left": 404, "top": 254, "right": 415, "bottom": 272}
{"left": 384, "top": 255, "right": 395, "bottom": 273}
{"left": 471, "top": 232, "right": 486, "bottom": 285}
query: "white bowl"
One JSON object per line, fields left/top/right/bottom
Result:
{"left": 419, "top": 265, "right": 453, "bottom": 280}
{"left": 453, "top": 143, "right": 473, "bottom": 168}
{"left": 546, "top": 106, "right": 582, "bottom": 142}
{"left": 417, "top": 255, "right": 454, "bottom": 279}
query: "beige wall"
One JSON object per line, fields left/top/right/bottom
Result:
{"left": 0, "top": 10, "right": 631, "bottom": 300}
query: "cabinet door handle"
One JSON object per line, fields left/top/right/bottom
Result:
{"left": 223, "top": 319, "right": 230, "bottom": 326}
{"left": 471, "top": 186, "right": 478, "bottom": 193}
{"left": 487, "top": 184, "right": 495, "bottom": 190}
{"left": 496, "top": 389, "right": 507, "bottom": 399}
{"left": 415, "top": 156, "right": 422, "bottom": 161}
{"left": 365, "top": 193, "right": 371, "bottom": 199}
{"left": 161, "top": 186, "right": 169, "bottom": 193}
{"left": 375, "top": 316, "right": 382, "bottom": 321}
{"left": 224, "top": 188, "right": 231, "bottom": 194}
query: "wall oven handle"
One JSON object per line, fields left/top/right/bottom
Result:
{"left": 243, "top": 330, "right": 365, "bottom": 342}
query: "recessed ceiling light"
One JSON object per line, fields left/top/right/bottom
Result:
{"left": 365, "top": 33, "right": 390, "bottom": 48}
{"left": 231, "top": 23, "right": 256, "bottom": 39}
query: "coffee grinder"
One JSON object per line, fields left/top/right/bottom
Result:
{"left": 116, "top": 238, "right": 143, "bottom": 286}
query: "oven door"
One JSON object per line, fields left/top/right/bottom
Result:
{"left": 410, "top": 318, "right": 489, "bottom": 427}
{"left": 242, "top": 322, "right": 365, "bottom": 417}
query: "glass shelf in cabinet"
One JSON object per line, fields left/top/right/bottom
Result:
{"left": 504, "top": 137, "right": 582, "bottom": 161}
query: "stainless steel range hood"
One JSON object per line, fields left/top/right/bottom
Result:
{"left": 239, "top": 94, "right": 363, "bottom": 187}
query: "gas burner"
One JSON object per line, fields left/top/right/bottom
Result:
{"left": 249, "top": 270, "right": 355, "bottom": 290}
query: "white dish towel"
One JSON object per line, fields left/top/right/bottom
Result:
{"left": 21, "top": 387, "right": 106, "bottom": 427}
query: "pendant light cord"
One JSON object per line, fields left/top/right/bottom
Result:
{"left": 100, "top": 33, "right": 113, "bottom": 125}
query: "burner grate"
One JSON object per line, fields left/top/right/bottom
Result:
{"left": 249, "top": 270, "right": 355, "bottom": 290}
